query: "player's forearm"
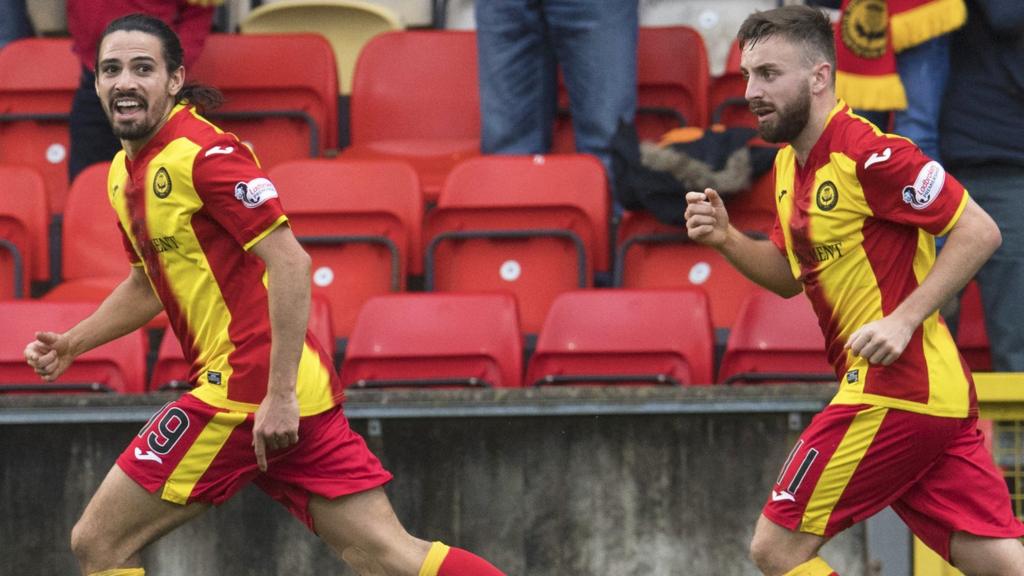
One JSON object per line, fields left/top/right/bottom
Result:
{"left": 264, "top": 253, "right": 311, "bottom": 397}
{"left": 891, "top": 200, "right": 1001, "bottom": 329}
{"left": 719, "top": 227, "right": 804, "bottom": 298}
{"left": 64, "top": 268, "right": 162, "bottom": 358}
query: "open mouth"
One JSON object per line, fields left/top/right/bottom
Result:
{"left": 113, "top": 96, "right": 146, "bottom": 120}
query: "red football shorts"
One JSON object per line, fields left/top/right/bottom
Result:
{"left": 763, "top": 403, "right": 1024, "bottom": 561}
{"left": 116, "top": 393, "right": 392, "bottom": 530}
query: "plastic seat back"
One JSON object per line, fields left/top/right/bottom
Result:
{"left": 0, "top": 38, "right": 79, "bottom": 215}
{"left": 240, "top": 0, "right": 403, "bottom": 96}
{"left": 709, "top": 39, "right": 756, "bottom": 128}
{"left": 614, "top": 211, "right": 762, "bottom": 330}
{"left": 0, "top": 300, "right": 146, "bottom": 393}
{"left": 189, "top": 33, "right": 338, "bottom": 167}
{"left": 59, "top": 162, "right": 131, "bottom": 282}
{"left": 270, "top": 159, "right": 422, "bottom": 344}
{"left": 0, "top": 165, "right": 48, "bottom": 298}
{"left": 637, "top": 26, "right": 710, "bottom": 133}
{"left": 340, "top": 293, "right": 522, "bottom": 389}
{"left": 526, "top": 289, "right": 714, "bottom": 387}
{"left": 718, "top": 289, "right": 834, "bottom": 384}
{"left": 425, "top": 155, "right": 609, "bottom": 333}
{"left": 956, "top": 280, "right": 990, "bottom": 371}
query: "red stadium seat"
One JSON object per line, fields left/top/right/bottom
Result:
{"left": 717, "top": 289, "right": 834, "bottom": 384}
{"left": 0, "top": 300, "right": 146, "bottom": 393}
{"left": 709, "top": 39, "right": 757, "bottom": 129}
{"left": 340, "top": 293, "right": 522, "bottom": 389}
{"left": 0, "top": 38, "right": 79, "bottom": 215}
{"left": 526, "top": 289, "right": 714, "bottom": 387}
{"left": 42, "top": 162, "right": 169, "bottom": 329}
{"left": 189, "top": 33, "right": 338, "bottom": 168}
{"left": 150, "top": 293, "right": 335, "bottom": 390}
{"left": 555, "top": 26, "right": 710, "bottom": 152}
{"left": 0, "top": 165, "right": 48, "bottom": 298}
{"left": 956, "top": 280, "right": 990, "bottom": 371}
{"left": 269, "top": 159, "right": 422, "bottom": 346}
{"left": 424, "top": 154, "right": 609, "bottom": 334}
{"left": 614, "top": 211, "right": 763, "bottom": 330}
{"left": 341, "top": 30, "right": 480, "bottom": 202}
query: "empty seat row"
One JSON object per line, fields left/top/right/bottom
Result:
{"left": 0, "top": 288, "right": 834, "bottom": 394}
{"left": 0, "top": 24, "right": 743, "bottom": 216}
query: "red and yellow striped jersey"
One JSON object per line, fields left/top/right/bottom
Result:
{"left": 770, "top": 101, "right": 975, "bottom": 418}
{"left": 108, "top": 104, "right": 341, "bottom": 415}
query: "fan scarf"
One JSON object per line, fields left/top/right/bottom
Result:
{"left": 835, "top": 0, "right": 965, "bottom": 111}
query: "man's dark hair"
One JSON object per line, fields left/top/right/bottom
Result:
{"left": 737, "top": 5, "right": 836, "bottom": 78}
{"left": 97, "top": 13, "right": 223, "bottom": 113}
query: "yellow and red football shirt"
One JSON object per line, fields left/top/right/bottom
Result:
{"left": 770, "top": 101, "right": 974, "bottom": 418}
{"left": 108, "top": 104, "right": 341, "bottom": 415}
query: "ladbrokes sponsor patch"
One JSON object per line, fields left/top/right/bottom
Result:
{"left": 234, "top": 177, "right": 278, "bottom": 208}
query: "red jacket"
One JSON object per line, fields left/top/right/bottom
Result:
{"left": 67, "top": 0, "right": 214, "bottom": 72}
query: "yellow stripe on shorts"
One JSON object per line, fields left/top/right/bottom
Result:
{"left": 418, "top": 541, "right": 451, "bottom": 576}
{"left": 801, "top": 406, "right": 888, "bottom": 534}
{"left": 161, "top": 410, "right": 248, "bottom": 505}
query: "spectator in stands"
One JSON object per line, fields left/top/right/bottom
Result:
{"left": 0, "top": 0, "right": 32, "bottom": 50}
{"left": 66, "top": 0, "right": 217, "bottom": 183}
{"left": 940, "top": 0, "right": 1024, "bottom": 372}
{"left": 23, "top": 15, "right": 505, "bottom": 576}
{"left": 821, "top": 0, "right": 965, "bottom": 160}
{"left": 685, "top": 6, "right": 1024, "bottom": 575}
{"left": 475, "top": 0, "right": 637, "bottom": 212}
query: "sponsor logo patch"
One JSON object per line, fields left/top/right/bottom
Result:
{"left": 153, "top": 167, "right": 172, "bottom": 199}
{"left": 233, "top": 178, "right": 278, "bottom": 208}
{"left": 207, "top": 371, "right": 222, "bottom": 385}
{"left": 901, "top": 161, "right": 944, "bottom": 210}
{"left": 846, "top": 369, "right": 859, "bottom": 384}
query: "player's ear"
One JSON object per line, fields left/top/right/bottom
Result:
{"left": 168, "top": 66, "right": 185, "bottom": 96}
{"left": 810, "top": 61, "right": 832, "bottom": 96}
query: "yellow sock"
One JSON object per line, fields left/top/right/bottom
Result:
{"left": 417, "top": 541, "right": 451, "bottom": 576}
{"left": 88, "top": 570, "right": 144, "bottom": 576}
{"left": 782, "top": 557, "right": 837, "bottom": 576}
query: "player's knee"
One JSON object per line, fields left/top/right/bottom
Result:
{"left": 749, "top": 531, "right": 784, "bottom": 573}
{"left": 340, "top": 545, "right": 388, "bottom": 576}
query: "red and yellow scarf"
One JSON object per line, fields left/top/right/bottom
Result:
{"left": 835, "top": 0, "right": 965, "bottom": 110}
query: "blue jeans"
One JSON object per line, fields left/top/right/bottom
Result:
{"left": 0, "top": 0, "right": 32, "bottom": 50}
{"left": 475, "top": 0, "right": 637, "bottom": 185}
{"left": 893, "top": 35, "right": 950, "bottom": 161}
{"left": 953, "top": 165, "right": 1024, "bottom": 371}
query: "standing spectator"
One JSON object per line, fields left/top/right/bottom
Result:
{"left": 25, "top": 14, "right": 505, "bottom": 576}
{"left": 686, "top": 6, "right": 1024, "bottom": 574}
{"left": 66, "top": 0, "right": 217, "bottom": 183}
{"left": 941, "top": 0, "right": 1024, "bottom": 371}
{"left": 475, "top": 0, "right": 637, "bottom": 211}
{"left": 831, "top": 0, "right": 965, "bottom": 160}
{"left": 0, "top": 0, "right": 32, "bottom": 50}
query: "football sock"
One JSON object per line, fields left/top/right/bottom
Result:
{"left": 418, "top": 541, "right": 505, "bottom": 576}
{"left": 88, "top": 570, "right": 145, "bottom": 576}
{"left": 782, "top": 556, "right": 838, "bottom": 576}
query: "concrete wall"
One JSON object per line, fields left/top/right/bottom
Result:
{"left": 0, "top": 392, "right": 866, "bottom": 575}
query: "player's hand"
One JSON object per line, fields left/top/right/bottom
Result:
{"left": 23, "top": 331, "right": 73, "bottom": 382}
{"left": 252, "top": 388, "right": 300, "bottom": 472}
{"left": 684, "top": 188, "right": 730, "bottom": 248}
{"left": 845, "top": 316, "right": 915, "bottom": 366}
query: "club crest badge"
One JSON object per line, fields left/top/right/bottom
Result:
{"left": 153, "top": 167, "right": 172, "bottom": 199}
{"left": 816, "top": 181, "right": 839, "bottom": 211}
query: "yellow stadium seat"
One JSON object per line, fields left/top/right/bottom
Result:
{"left": 240, "top": 0, "right": 403, "bottom": 96}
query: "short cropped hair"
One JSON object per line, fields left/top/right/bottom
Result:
{"left": 737, "top": 5, "right": 836, "bottom": 78}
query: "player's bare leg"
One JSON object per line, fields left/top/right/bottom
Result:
{"left": 950, "top": 531, "right": 1024, "bottom": 576}
{"left": 71, "top": 464, "right": 208, "bottom": 575}
{"left": 310, "top": 487, "right": 431, "bottom": 575}
{"left": 750, "top": 514, "right": 836, "bottom": 575}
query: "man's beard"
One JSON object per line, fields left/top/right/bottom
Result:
{"left": 754, "top": 87, "right": 811, "bottom": 143}
{"left": 111, "top": 115, "right": 156, "bottom": 141}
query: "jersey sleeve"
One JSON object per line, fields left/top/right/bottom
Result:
{"left": 856, "top": 138, "right": 968, "bottom": 236}
{"left": 191, "top": 138, "right": 288, "bottom": 250}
